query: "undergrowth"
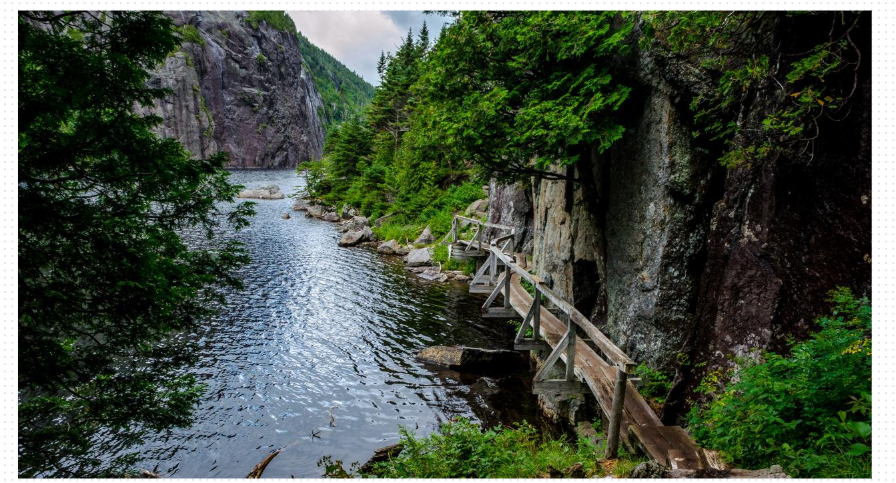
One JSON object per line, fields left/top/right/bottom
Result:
{"left": 687, "top": 287, "right": 871, "bottom": 478}
{"left": 322, "top": 418, "right": 643, "bottom": 478}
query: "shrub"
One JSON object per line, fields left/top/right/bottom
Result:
{"left": 687, "top": 287, "right": 871, "bottom": 477}
{"left": 635, "top": 364, "right": 673, "bottom": 405}
{"left": 177, "top": 24, "right": 204, "bottom": 46}
{"left": 360, "top": 418, "right": 636, "bottom": 478}
{"left": 255, "top": 53, "right": 267, "bottom": 65}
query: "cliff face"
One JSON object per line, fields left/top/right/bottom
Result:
{"left": 489, "top": 19, "right": 871, "bottom": 418}
{"left": 142, "top": 11, "right": 325, "bottom": 168}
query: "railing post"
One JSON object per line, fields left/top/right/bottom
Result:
{"left": 532, "top": 287, "right": 541, "bottom": 340}
{"left": 452, "top": 218, "right": 458, "bottom": 244}
{"left": 565, "top": 314, "right": 576, "bottom": 381}
{"left": 605, "top": 365, "right": 629, "bottom": 459}
{"left": 477, "top": 221, "right": 483, "bottom": 249}
{"left": 503, "top": 263, "right": 512, "bottom": 309}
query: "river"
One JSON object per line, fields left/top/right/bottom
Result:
{"left": 135, "top": 169, "right": 542, "bottom": 478}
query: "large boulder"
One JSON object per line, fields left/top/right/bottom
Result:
{"left": 377, "top": 239, "right": 401, "bottom": 255}
{"left": 338, "top": 216, "right": 370, "bottom": 233}
{"left": 405, "top": 248, "right": 432, "bottom": 267}
{"left": 341, "top": 204, "right": 359, "bottom": 218}
{"left": 338, "top": 226, "right": 373, "bottom": 247}
{"left": 630, "top": 461, "right": 665, "bottom": 479}
{"left": 413, "top": 226, "right": 435, "bottom": 245}
{"left": 292, "top": 199, "right": 309, "bottom": 211}
{"left": 464, "top": 198, "right": 488, "bottom": 217}
{"left": 306, "top": 204, "right": 326, "bottom": 218}
{"left": 416, "top": 346, "right": 528, "bottom": 373}
{"left": 322, "top": 212, "right": 340, "bottom": 222}
{"left": 237, "top": 184, "right": 284, "bottom": 199}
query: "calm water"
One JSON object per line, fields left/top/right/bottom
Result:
{"left": 136, "top": 170, "right": 541, "bottom": 478}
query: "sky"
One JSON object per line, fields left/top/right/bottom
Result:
{"left": 288, "top": 11, "right": 452, "bottom": 86}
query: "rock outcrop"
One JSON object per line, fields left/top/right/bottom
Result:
{"left": 416, "top": 346, "right": 528, "bottom": 374}
{"left": 237, "top": 184, "right": 285, "bottom": 199}
{"left": 405, "top": 248, "right": 432, "bottom": 267}
{"left": 140, "top": 11, "right": 325, "bottom": 168}
{"left": 489, "top": 23, "right": 871, "bottom": 418}
{"left": 338, "top": 226, "right": 373, "bottom": 247}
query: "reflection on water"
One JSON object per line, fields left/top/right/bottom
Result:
{"left": 136, "top": 170, "right": 542, "bottom": 478}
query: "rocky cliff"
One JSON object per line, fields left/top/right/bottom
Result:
{"left": 488, "top": 15, "right": 871, "bottom": 420}
{"left": 141, "top": 11, "right": 325, "bottom": 168}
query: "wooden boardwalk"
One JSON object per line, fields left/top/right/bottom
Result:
{"left": 445, "top": 215, "right": 718, "bottom": 471}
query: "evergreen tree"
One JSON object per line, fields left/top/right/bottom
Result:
{"left": 18, "top": 11, "right": 253, "bottom": 476}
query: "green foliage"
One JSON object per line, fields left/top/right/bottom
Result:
{"left": 246, "top": 11, "right": 297, "bottom": 35}
{"left": 419, "top": 12, "right": 633, "bottom": 180}
{"left": 298, "top": 32, "right": 375, "bottom": 128}
{"left": 646, "top": 11, "right": 865, "bottom": 167}
{"left": 635, "top": 364, "right": 673, "bottom": 405}
{"left": 255, "top": 53, "right": 267, "bottom": 65}
{"left": 18, "top": 11, "right": 253, "bottom": 476}
{"left": 177, "top": 24, "right": 204, "bottom": 46}
{"left": 687, "top": 288, "right": 871, "bottom": 477}
{"left": 362, "top": 418, "right": 624, "bottom": 478}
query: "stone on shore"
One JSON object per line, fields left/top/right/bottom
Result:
{"left": 377, "top": 239, "right": 401, "bottom": 255}
{"left": 281, "top": 213, "right": 291, "bottom": 220}
{"left": 416, "top": 346, "right": 528, "bottom": 373}
{"left": 322, "top": 212, "right": 340, "bottom": 222}
{"left": 341, "top": 204, "right": 358, "bottom": 218}
{"left": 338, "top": 216, "right": 370, "bottom": 233}
{"left": 338, "top": 226, "right": 374, "bottom": 247}
{"left": 306, "top": 205, "right": 326, "bottom": 218}
{"left": 464, "top": 199, "right": 488, "bottom": 217}
{"left": 292, "top": 199, "right": 309, "bottom": 211}
{"left": 237, "top": 184, "right": 284, "bottom": 199}
{"left": 413, "top": 226, "right": 434, "bottom": 245}
{"left": 405, "top": 248, "right": 432, "bottom": 267}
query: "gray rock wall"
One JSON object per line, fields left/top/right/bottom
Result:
{"left": 141, "top": 11, "right": 325, "bottom": 168}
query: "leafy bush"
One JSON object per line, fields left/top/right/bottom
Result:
{"left": 363, "top": 418, "right": 630, "bottom": 478}
{"left": 635, "top": 364, "right": 673, "bottom": 405}
{"left": 687, "top": 287, "right": 871, "bottom": 477}
{"left": 255, "top": 53, "right": 267, "bottom": 65}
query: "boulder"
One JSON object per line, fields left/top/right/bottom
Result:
{"left": 338, "top": 216, "right": 370, "bottom": 233}
{"left": 405, "top": 248, "right": 432, "bottom": 267}
{"left": 341, "top": 204, "right": 359, "bottom": 218}
{"left": 306, "top": 204, "right": 326, "bottom": 218}
{"left": 396, "top": 244, "right": 411, "bottom": 256}
{"left": 237, "top": 184, "right": 284, "bottom": 199}
{"left": 281, "top": 213, "right": 291, "bottom": 220}
{"left": 413, "top": 226, "right": 435, "bottom": 245}
{"left": 416, "top": 266, "right": 442, "bottom": 281}
{"left": 377, "top": 239, "right": 402, "bottom": 255}
{"left": 464, "top": 198, "right": 488, "bottom": 217}
{"left": 292, "top": 199, "right": 309, "bottom": 211}
{"left": 630, "top": 461, "right": 666, "bottom": 479}
{"left": 415, "top": 346, "right": 528, "bottom": 373}
{"left": 359, "top": 444, "right": 403, "bottom": 474}
{"left": 338, "top": 226, "right": 373, "bottom": 247}
{"left": 322, "top": 212, "right": 340, "bottom": 222}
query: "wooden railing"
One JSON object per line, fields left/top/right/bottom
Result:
{"left": 457, "top": 215, "right": 636, "bottom": 459}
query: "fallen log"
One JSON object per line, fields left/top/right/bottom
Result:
{"left": 247, "top": 450, "right": 281, "bottom": 478}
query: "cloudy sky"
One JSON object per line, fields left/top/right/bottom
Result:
{"left": 288, "top": 11, "right": 452, "bottom": 86}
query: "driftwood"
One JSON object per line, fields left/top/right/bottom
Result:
{"left": 246, "top": 450, "right": 281, "bottom": 479}
{"left": 665, "top": 464, "right": 790, "bottom": 479}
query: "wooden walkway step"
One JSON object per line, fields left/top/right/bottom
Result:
{"left": 505, "top": 274, "right": 707, "bottom": 470}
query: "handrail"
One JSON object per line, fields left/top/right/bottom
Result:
{"left": 453, "top": 215, "right": 516, "bottom": 232}
{"left": 489, "top": 246, "right": 636, "bottom": 372}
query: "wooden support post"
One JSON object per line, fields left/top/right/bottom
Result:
{"left": 532, "top": 287, "right": 540, "bottom": 339}
{"left": 503, "top": 265, "right": 512, "bottom": 309}
{"left": 605, "top": 365, "right": 629, "bottom": 459}
{"left": 451, "top": 218, "right": 458, "bottom": 244}
{"left": 565, "top": 314, "right": 576, "bottom": 381}
{"left": 477, "top": 222, "right": 483, "bottom": 250}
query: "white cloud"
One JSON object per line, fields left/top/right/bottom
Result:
{"left": 287, "top": 11, "right": 451, "bottom": 86}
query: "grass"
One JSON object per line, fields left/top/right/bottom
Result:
{"left": 343, "top": 418, "right": 644, "bottom": 478}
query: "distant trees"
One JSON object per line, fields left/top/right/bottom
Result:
{"left": 18, "top": 11, "right": 252, "bottom": 476}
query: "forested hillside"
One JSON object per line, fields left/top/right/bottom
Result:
{"left": 298, "top": 32, "right": 375, "bottom": 128}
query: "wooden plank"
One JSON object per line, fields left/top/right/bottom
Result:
{"left": 469, "top": 284, "right": 496, "bottom": 294}
{"left": 492, "top": 247, "right": 635, "bottom": 371}
{"left": 482, "top": 307, "right": 521, "bottom": 319}
{"left": 454, "top": 215, "right": 516, "bottom": 231}
{"left": 533, "top": 380, "right": 586, "bottom": 395}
